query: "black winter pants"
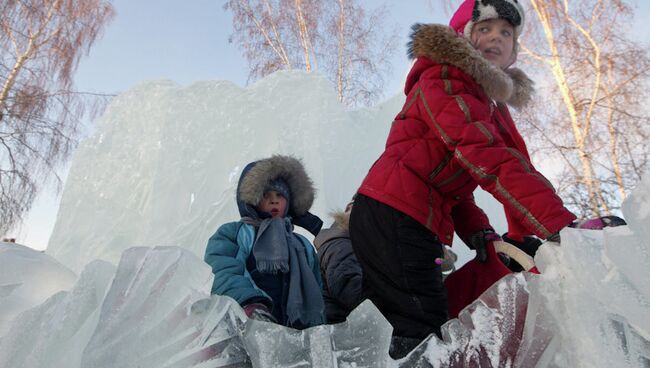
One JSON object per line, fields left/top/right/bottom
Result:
{"left": 349, "top": 194, "right": 448, "bottom": 340}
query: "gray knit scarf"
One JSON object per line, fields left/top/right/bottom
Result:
{"left": 242, "top": 216, "right": 325, "bottom": 327}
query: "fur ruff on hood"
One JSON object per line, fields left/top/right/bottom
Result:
{"left": 313, "top": 210, "right": 350, "bottom": 251}
{"left": 238, "top": 155, "right": 315, "bottom": 216}
{"left": 330, "top": 210, "right": 350, "bottom": 232}
{"left": 407, "top": 23, "right": 533, "bottom": 108}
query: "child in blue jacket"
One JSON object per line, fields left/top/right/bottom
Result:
{"left": 204, "top": 155, "right": 325, "bottom": 329}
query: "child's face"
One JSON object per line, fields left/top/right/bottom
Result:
{"left": 257, "top": 190, "right": 288, "bottom": 218}
{"left": 471, "top": 18, "right": 515, "bottom": 70}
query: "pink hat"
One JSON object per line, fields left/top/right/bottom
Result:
{"left": 449, "top": 0, "right": 525, "bottom": 40}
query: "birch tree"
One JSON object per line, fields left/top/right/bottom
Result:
{"left": 0, "top": 0, "right": 115, "bottom": 234}
{"left": 323, "top": 0, "right": 396, "bottom": 106}
{"left": 434, "top": 0, "right": 650, "bottom": 216}
{"left": 520, "top": 0, "right": 650, "bottom": 216}
{"left": 224, "top": 0, "right": 397, "bottom": 107}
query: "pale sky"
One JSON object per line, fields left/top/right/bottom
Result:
{"left": 8, "top": 0, "right": 650, "bottom": 250}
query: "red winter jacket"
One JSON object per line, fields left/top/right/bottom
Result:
{"left": 358, "top": 24, "right": 576, "bottom": 244}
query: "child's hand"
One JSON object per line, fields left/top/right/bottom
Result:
{"left": 292, "top": 211, "right": 323, "bottom": 236}
{"left": 465, "top": 229, "right": 501, "bottom": 263}
{"left": 243, "top": 303, "right": 277, "bottom": 323}
{"left": 548, "top": 215, "right": 627, "bottom": 243}
{"left": 502, "top": 233, "right": 542, "bottom": 258}
{"left": 570, "top": 216, "right": 627, "bottom": 230}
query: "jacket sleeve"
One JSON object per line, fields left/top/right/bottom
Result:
{"left": 451, "top": 194, "right": 493, "bottom": 243}
{"left": 204, "top": 222, "right": 270, "bottom": 306}
{"left": 320, "top": 238, "right": 364, "bottom": 311}
{"left": 418, "top": 75, "right": 576, "bottom": 239}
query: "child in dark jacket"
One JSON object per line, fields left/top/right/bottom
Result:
{"left": 314, "top": 199, "right": 363, "bottom": 324}
{"left": 316, "top": 198, "right": 459, "bottom": 324}
{"left": 204, "top": 155, "right": 325, "bottom": 329}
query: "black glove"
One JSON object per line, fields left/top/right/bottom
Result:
{"left": 465, "top": 229, "right": 501, "bottom": 263}
{"left": 502, "top": 233, "right": 543, "bottom": 258}
{"left": 292, "top": 211, "right": 323, "bottom": 236}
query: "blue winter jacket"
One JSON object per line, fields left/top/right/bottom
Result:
{"left": 204, "top": 220, "right": 323, "bottom": 324}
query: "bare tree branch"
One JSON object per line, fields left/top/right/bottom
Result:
{"left": 0, "top": 0, "right": 115, "bottom": 234}
{"left": 433, "top": 0, "right": 650, "bottom": 216}
{"left": 224, "top": 0, "right": 398, "bottom": 107}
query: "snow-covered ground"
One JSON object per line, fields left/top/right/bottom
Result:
{"left": 0, "top": 71, "right": 648, "bottom": 367}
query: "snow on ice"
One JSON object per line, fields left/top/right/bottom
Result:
{"left": 1, "top": 71, "right": 649, "bottom": 367}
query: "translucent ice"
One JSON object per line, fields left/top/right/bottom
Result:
{"left": 45, "top": 72, "right": 404, "bottom": 273}
{"left": 3, "top": 221, "right": 650, "bottom": 367}
{"left": 79, "top": 246, "right": 250, "bottom": 368}
{"left": 397, "top": 273, "right": 559, "bottom": 368}
{"left": 0, "top": 242, "right": 77, "bottom": 336}
{"left": 0, "top": 260, "right": 115, "bottom": 368}
{"left": 0, "top": 246, "right": 252, "bottom": 368}
{"left": 242, "top": 300, "right": 392, "bottom": 367}
{"left": 531, "top": 219, "right": 650, "bottom": 367}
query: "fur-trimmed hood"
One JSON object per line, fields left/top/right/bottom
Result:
{"left": 313, "top": 211, "right": 350, "bottom": 251}
{"left": 407, "top": 23, "right": 533, "bottom": 108}
{"left": 331, "top": 210, "right": 350, "bottom": 231}
{"left": 237, "top": 155, "right": 315, "bottom": 218}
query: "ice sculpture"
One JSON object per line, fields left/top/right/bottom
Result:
{"left": 0, "top": 242, "right": 77, "bottom": 336}
{"left": 2, "top": 217, "right": 650, "bottom": 367}
{"left": 0, "top": 246, "right": 552, "bottom": 367}
{"left": 0, "top": 246, "right": 253, "bottom": 368}
{"left": 392, "top": 273, "right": 555, "bottom": 367}
{"left": 0, "top": 260, "right": 114, "bottom": 368}
{"left": 242, "top": 300, "right": 392, "bottom": 367}
{"left": 529, "top": 176, "right": 650, "bottom": 367}
{"left": 45, "top": 72, "right": 405, "bottom": 273}
{"left": 79, "top": 246, "right": 250, "bottom": 368}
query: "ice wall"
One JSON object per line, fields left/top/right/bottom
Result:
{"left": 530, "top": 175, "right": 650, "bottom": 367}
{"left": 46, "top": 72, "right": 409, "bottom": 273}
{"left": 0, "top": 246, "right": 251, "bottom": 368}
{"left": 2, "top": 206, "right": 648, "bottom": 367}
{"left": 0, "top": 259, "right": 114, "bottom": 368}
{"left": 0, "top": 242, "right": 76, "bottom": 336}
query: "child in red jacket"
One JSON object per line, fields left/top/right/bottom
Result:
{"left": 349, "top": 0, "right": 622, "bottom": 358}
